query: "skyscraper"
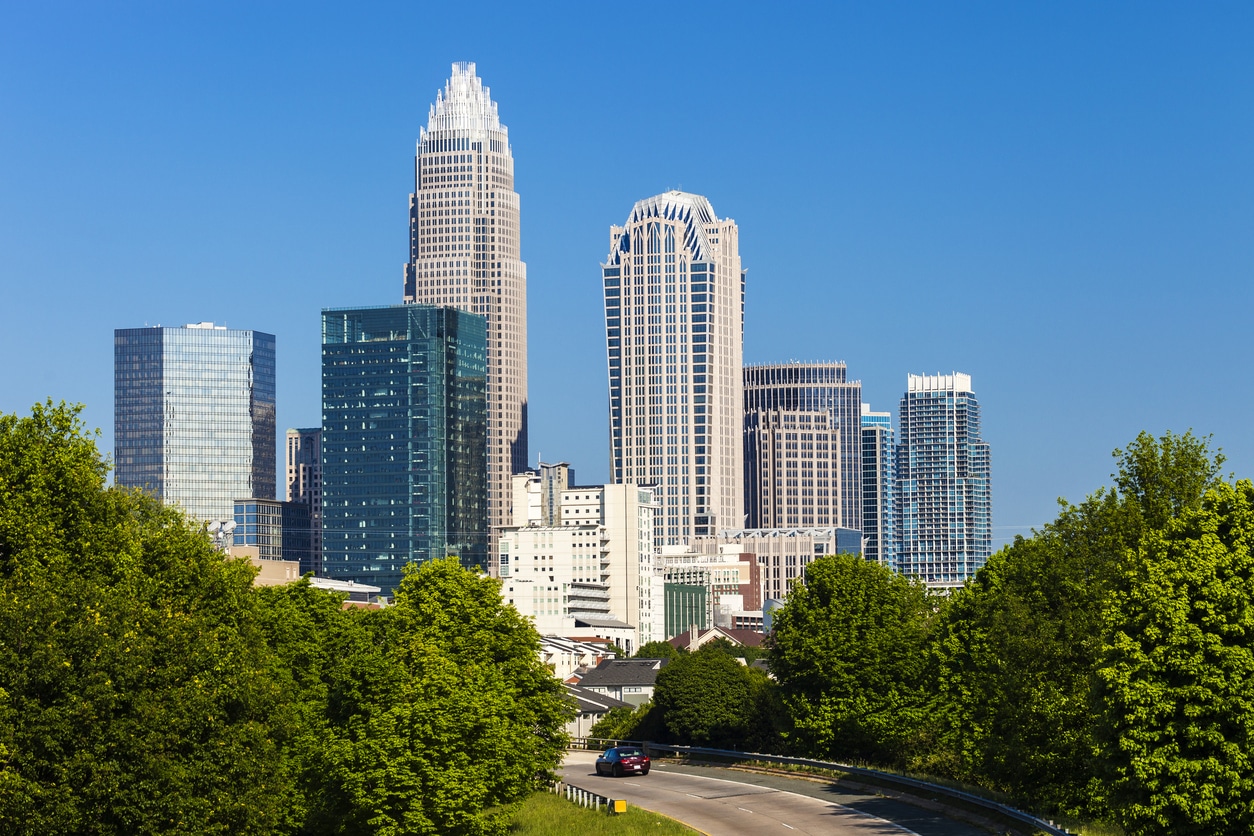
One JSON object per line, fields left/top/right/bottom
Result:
{"left": 895, "top": 372, "right": 991, "bottom": 589}
{"left": 114, "top": 322, "right": 276, "bottom": 524}
{"left": 743, "top": 362, "right": 862, "bottom": 531}
{"left": 603, "top": 191, "right": 744, "bottom": 546}
{"left": 861, "top": 403, "right": 895, "bottom": 568}
{"left": 285, "top": 427, "right": 323, "bottom": 575}
{"left": 321, "top": 304, "right": 487, "bottom": 594}
{"left": 403, "top": 62, "right": 526, "bottom": 549}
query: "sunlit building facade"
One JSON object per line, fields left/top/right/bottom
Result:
{"left": 114, "top": 322, "right": 276, "bottom": 524}
{"left": 603, "top": 191, "right": 744, "bottom": 547}
{"left": 743, "top": 362, "right": 862, "bottom": 531}
{"left": 895, "top": 372, "right": 991, "bottom": 589}
{"left": 403, "top": 62, "right": 527, "bottom": 551}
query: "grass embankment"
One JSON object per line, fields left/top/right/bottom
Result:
{"left": 509, "top": 790, "right": 699, "bottom": 835}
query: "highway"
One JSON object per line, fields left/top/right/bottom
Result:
{"left": 560, "top": 751, "right": 988, "bottom": 836}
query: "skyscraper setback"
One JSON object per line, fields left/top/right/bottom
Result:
{"left": 603, "top": 191, "right": 744, "bottom": 547}
{"left": 403, "top": 62, "right": 526, "bottom": 544}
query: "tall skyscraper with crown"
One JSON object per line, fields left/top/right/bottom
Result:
{"left": 602, "top": 191, "right": 745, "bottom": 548}
{"left": 404, "top": 62, "right": 527, "bottom": 551}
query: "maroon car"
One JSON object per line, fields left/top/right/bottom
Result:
{"left": 595, "top": 746, "right": 651, "bottom": 777}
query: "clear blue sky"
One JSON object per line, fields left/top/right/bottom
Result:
{"left": 3, "top": 2, "right": 1251, "bottom": 548}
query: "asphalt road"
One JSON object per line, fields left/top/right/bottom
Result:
{"left": 560, "top": 751, "right": 989, "bottom": 836}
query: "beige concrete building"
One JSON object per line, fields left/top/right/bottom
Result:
{"left": 404, "top": 62, "right": 527, "bottom": 557}
{"left": 603, "top": 191, "right": 744, "bottom": 548}
{"left": 692, "top": 527, "right": 861, "bottom": 603}
{"left": 500, "top": 471, "right": 663, "bottom": 650}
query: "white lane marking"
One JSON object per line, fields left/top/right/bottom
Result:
{"left": 654, "top": 766, "right": 924, "bottom": 836}
{"left": 737, "top": 807, "right": 754, "bottom": 813}
{"left": 686, "top": 793, "right": 702, "bottom": 798}
{"left": 781, "top": 824, "right": 794, "bottom": 830}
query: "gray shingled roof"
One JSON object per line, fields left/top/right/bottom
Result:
{"left": 565, "top": 683, "right": 632, "bottom": 714}
{"left": 577, "top": 658, "right": 670, "bottom": 688}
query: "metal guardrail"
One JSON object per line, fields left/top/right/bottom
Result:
{"left": 550, "top": 779, "right": 623, "bottom": 814}
{"left": 570, "top": 737, "right": 1072, "bottom": 835}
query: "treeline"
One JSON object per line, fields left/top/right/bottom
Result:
{"left": 601, "top": 431, "right": 1254, "bottom": 836}
{"left": 0, "top": 403, "right": 572, "bottom": 836}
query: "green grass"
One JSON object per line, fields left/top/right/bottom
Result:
{"left": 508, "top": 789, "right": 699, "bottom": 835}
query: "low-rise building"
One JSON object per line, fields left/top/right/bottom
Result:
{"left": 692, "top": 527, "right": 861, "bottom": 602}
{"left": 564, "top": 684, "right": 632, "bottom": 738}
{"left": 500, "top": 466, "right": 663, "bottom": 650}
{"left": 660, "top": 545, "right": 761, "bottom": 639}
{"left": 576, "top": 658, "right": 670, "bottom": 707}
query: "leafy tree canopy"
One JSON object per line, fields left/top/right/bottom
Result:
{"left": 768, "top": 553, "right": 932, "bottom": 765}
{"left": 1095, "top": 479, "right": 1254, "bottom": 836}
{"left": 0, "top": 402, "right": 292, "bottom": 835}
{"left": 0, "top": 403, "right": 574, "bottom": 836}
{"left": 930, "top": 430, "right": 1231, "bottom": 816}
{"left": 633, "top": 640, "right": 682, "bottom": 660}
{"left": 653, "top": 647, "right": 767, "bottom": 749}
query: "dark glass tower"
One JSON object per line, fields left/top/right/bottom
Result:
{"left": 321, "top": 305, "right": 487, "bottom": 594}
{"left": 114, "top": 323, "right": 276, "bottom": 524}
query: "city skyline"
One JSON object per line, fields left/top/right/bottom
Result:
{"left": 3, "top": 5, "right": 1253, "bottom": 549}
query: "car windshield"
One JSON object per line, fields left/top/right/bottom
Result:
{"left": 618, "top": 748, "right": 643, "bottom": 756}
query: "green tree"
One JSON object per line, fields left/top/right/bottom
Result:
{"left": 634, "top": 640, "right": 682, "bottom": 660}
{"left": 769, "top": 553, "right": 932, "bottom": 766}
{"left": 653, "top": 648, "right": 766, "bottom": 749}
{"left": 929, "top": 430, "right": 1228, "bottom": 814}
{"left": 587, "top": 701, "right": 665, "bottom": 743}
{"left": 1094, "top": 480, "right": 1254, "bottom": 836}
{"left": 298, "top": 558, "right": 573, "bottom": 836}
{"left": 0, "top": 402, "right": 293, "bottom": 835}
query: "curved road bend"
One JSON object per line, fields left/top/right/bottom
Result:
{"left": 560, "top": 751, "right": 987, "bottom": 836}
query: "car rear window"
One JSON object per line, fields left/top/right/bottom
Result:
{"left": 619, "top": 748, "right": 643, "bottom": 756}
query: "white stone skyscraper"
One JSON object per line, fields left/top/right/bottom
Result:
{"left": 602, "top": 191, "right": 745, "bottom": 547}
{"left": 404, "top": 62, "right": 527, "bottom": 545}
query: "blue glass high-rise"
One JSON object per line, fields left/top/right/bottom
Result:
{"left": 895, "top": 373, "right": 991, "bottom": 589}
{"left": 861, "top": 405, "right": 895, "bottom": 568}
{"left": 114, "top": 322, "right": 276, "bottom": 524}
{"left": 321, "top": 304, "right": 487, "bottom": 594}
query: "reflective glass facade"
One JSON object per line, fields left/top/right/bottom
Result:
{"left": 321, "top": 305, "right": 487, "bottom": 594}
{"left": 114, "top": 323, "right": 276, "bottom": 524}
{"left": 232, "top": 498, "right": 313, "bottom": 573}
{"left": 860, "top": 406, "right": 895, "bottom": 568}
{"left": 895, "top": 373, "right": 992, "bottom": 589}
{"left": 743, "top": 363, "right": 862, "bottom": 531}
{"left": 285, "top": 427, "right": 323, "bottom": 575}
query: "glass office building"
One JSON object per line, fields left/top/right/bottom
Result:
{"left": 861, "top": 404, "right": 895, "bottom": 568}
{"left": 232, "top": 498, "right": 314, "bottom": 573}
{"left": 743, "top": 362, "right": 862, "bottom": 532}
{"left": 321, "top": 304, "right": 487, "bottom": 594}
{"left": 114, "top": 323, "right": 276, "bottom": 524}
{"left": 895, "top": 372, "right": 991, "bottom": 589}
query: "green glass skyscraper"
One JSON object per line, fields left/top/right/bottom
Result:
{"left": 321, "top": 304, "right": 487, "bottom": 594}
